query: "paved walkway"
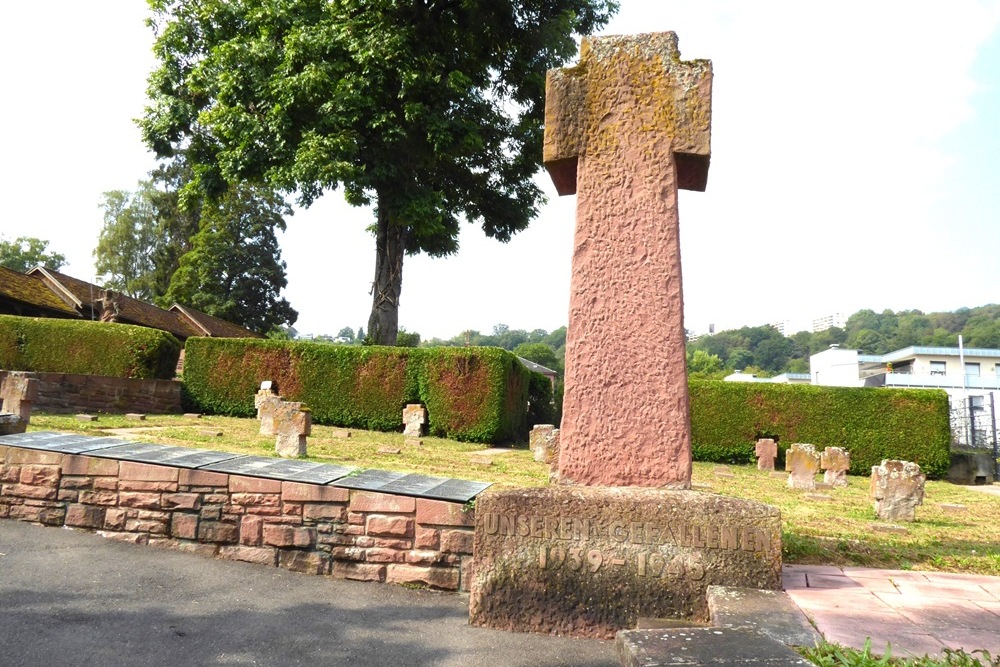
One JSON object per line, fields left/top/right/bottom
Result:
{"left": 784, "top": 564, "right": 1000, "bottom": 658}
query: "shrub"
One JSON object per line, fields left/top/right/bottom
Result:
{"left": 526, "top": 371, "right": 556, "bottom": 428}
{"left": 0, "top": 314, "right": 181, "bottom": 379}
{"left": 182, "top": 338, "right": 529, "bottom": 443}
{"left": 689, "top": 380, "right": 952, "bottom": 478}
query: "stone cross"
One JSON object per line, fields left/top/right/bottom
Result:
{"left": 785, "top": 444, "right": 821, "bottom": 490}
{"left": 820, "top": 447, "right": 851, "bottom": 487}
{"left": 253, "top": 380, "right": 310, "bottom": 457}
{"left": 871, "top": 459, "right": 925, "bottom": 522}
{"left": 755, "top": 439, "right": 778, "bottom": 471}
{"left": 544, "top": 32, "right": 712, "bottom": 488}
{"left": 0, "top": 372, "right": 39, "bottom": 434}
{"left": 402, "top": 404, "right": 427, "bottom": 438}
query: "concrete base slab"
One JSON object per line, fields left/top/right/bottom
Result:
{"left": 617, "top": 627, "right": 813, "bottom": 667}
{"left": 707, "top": 586, "right": 821, "bottom": 647}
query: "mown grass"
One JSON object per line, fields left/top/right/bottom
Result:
{"left": 800, "top": 640, "right": 999, "bottom": 667}
{"left": 25, "top": 413, "right": 1000, "bottom": 575}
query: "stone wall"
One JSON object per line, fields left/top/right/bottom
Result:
{"left": 0, "top": 370, "right": 182, "bottom": 415}
{"left": 0, "top": 445, "right": 475, "bottom": 590}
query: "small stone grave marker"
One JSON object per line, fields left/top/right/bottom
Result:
{"left": 184, "top": 413, "right": 202, "bottom": 419}
{"left": 785, "top": 444, "right": 821, "bottom": 490}
{"left": 870, "top": 459, "right": 925, "bottom": 521}
{"left": 76, "top": 414, "right": 97, "bottom": 422}
{"left": 0, "top": 372, "right": 38, "bottom": 434}
{"left": 939, "top": 503, "right": 967, "bottom": 514}
{"left": 330, "top": 429, "right": 352, "bottom": 439}
{"left": 869, "top": 523, "right": 909, "bottom": 535}
{"left": 755, "top": 439, "right": 777, "bottom": 471}
{"left": 404, "top": 436, "right": 423, "bottom": 447}
{"left": 403, "top": 404, "right": 427, "bottom": 437}
{"left": 805, "top": 493, "right": 834, "bottom": 502}
{"left": 378, "top": 447, "right": 401, "bottom": 455}
{"left": 820, "top": 447, "right": 850, "bottom": 488}
{"left": 253, "top": 380, "right": 311, "bottom": 457}
{"left": 126, "top": 413, "right": 146, "bottom": 421}
{"left": 530, "top": 424, "right": 560, "bottom": 464}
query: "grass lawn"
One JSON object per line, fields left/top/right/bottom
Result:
{"left": 25, "top": 412, "right": 1000, "bottom": 576}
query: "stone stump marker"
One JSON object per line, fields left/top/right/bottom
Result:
{"left": 545, "top": 32, "right": 712, "bottom": 488}
{"left": 785, "top": 444, "right": 821, "bottom": 490}
{"left": 255, "top": 381, "right": 282, "bottom": 436}
{"left": 820, "top": 447, "right": 850, "bottom": 488}
{"left": 755, "top": 439, "right": 777, "bottom": 471}
{"left": 871, "top": 460, "right": 925, "bottom": 522}
{"left": 402, "top": 404, "right": 426, "bottom": 438}
{"left": 274, "top": 404, "right": 311, "bottom": 458}
{"left": 0, "top": 372, "right": 38, "bottom": 434}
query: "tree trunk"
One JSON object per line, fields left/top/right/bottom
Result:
{"left": 367, "top": 201, "right": 407, "bottom": 345}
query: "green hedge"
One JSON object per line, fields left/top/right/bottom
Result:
{"left": 181, "top": 338, "right": 530, "bottom": 443}
{"left": 526, "top": 371, "right": 556, "bottom": 428}
{"left": 0, "top": 315, "right": 181, "bottom": 380}
{"left": 688, "top": 380, "right": 952, "bottom": 478}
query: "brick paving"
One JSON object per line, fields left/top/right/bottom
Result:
{"left": 784, "top": 564, "right": 1000, "bottom": 657}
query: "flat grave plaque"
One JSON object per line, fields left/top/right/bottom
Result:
{"left": 420, "top": 479, "right": 491, "bottom": 503}
{"left": 284, "top": 463, "right": 355, "bottom": 485}
{"left": 379, "top": 473, "right": 451, "bottom": 497}
{"left": 0, "top": 431, "right": 74, "bottom": 448}
{"left": 201, "top": 456, "right": 336, "bottom": 482}
{"left": 331, "top": 469, "right": 407, "bottom": 491}
{"left": 200, "top": 456, "right": 279, "bottom": 476}
{"left": 0, "top": 432, "right": 134, "bottom": 454}
{"left": 94, "top": 443, "right": 239, "bottom": 469}
{"left": 90, "top": 442, "right": 169, "bottom": 461}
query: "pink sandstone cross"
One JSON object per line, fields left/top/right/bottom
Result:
{"left": 544, "top": 33, "right": 712, "bottom": 488}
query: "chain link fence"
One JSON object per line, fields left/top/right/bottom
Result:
{"left": 949, "top": 393, "right": 1000, "bottom": 480}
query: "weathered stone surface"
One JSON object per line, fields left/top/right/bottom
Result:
{"left": 274, "top": 404, "right": 310, "bottom": 458}
{"left": 0, "top": 372, "right": 38, "bottom": 428}
{"left": 530, "top": 425, "right": 560, "bottom": 465}
{"left": 707, "top": 586, "right": 821, "bottom": 648}
{"left": 545, "top": 33, "right": 711, "bottom": 488}
{"left": 871, "top": 459, "right": 925, "bottom": 522}
{"left": 785, "top": 444, "right": 820, "bottom": 490}
{"left": 755, "top": 439, "right": 777, "bottom": 471}
{"left": 820, "top": 447, "right": 850, "bottom": 487}
{"left": 0, "top": 413, "right": 24, "bottom": 435}
{"left": 617, "top": 627, "right": 812, "bottom": 667}
{"left": 469, "top": 486, "right": 780, "bottom": 638}
{"left": 402, "top": 404, "right": 426, "bottom": 437}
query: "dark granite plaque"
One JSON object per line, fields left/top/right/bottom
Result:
{"left": 379, "top": 474, "right": 451, "bottom": 497}
{"left": 284, "top": 463, "right": 355, "bottom": 485}
{"left": 420, "top": 479, "right": 492, "bottom": 503}
{"left": 200, "top": 456, "right": 331, "bottom": 481}
{"left": 0, "top": 432, "right": 133, "bottom": 454}
{"left": 331, "top": 469, "right": 407, "bottom": 491}
{"left": 46, "top": 436, "right": 137, "bottom": 454}
{"left": 92, "top": 442, "right": 238, "bottom": 469}
{"left": 0, "top": 431, "right": 73, "bottom": 448}
{"left": 90, "top": 442, "right": 168, "bottom": 460}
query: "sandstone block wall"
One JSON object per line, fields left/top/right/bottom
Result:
{"left": 0, "top": 371, "right": 182, "bottom": 415}
{"left": 0, "top": 445, "right": 474, "bottom": 591}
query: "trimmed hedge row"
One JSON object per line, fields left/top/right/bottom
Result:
{"left": 688, "top": 380, "right": 952, "bottom": 478}
{"left": 181, "top": 338, "right": 530, "bottom": 443}
{"left": 0, "top": 315, "right": 181, "bottom": 380}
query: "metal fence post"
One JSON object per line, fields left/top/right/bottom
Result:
{"left": 991, "top": 393, "right": 999, "bottom": 480}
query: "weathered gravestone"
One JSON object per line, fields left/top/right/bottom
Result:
{"left": 0, "top": 372, "right": 38, "bottom": 435}
{"left": 871, "top": 459, "right": 925, "bottom": 522}
{"left": 254, "top": 381, "right": 311, "bottom": 458}
{"left": 402, "top": 403, "right": 426, "bottom": 437}
{"left": 785, "top": 444, "right": 820, "bottom": 490}
{"left": 820, "top": 447, "right": 850, "bottom": 488}
{"left": 470, "top": 33, "right": 782, "bottom": 639}
{"left": 755, "top": 439, "right": 777, "bottom": 471}
{"left": 529, "top": 424, "right": 560, "bottom": 464}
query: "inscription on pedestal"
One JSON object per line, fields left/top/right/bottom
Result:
{"left": 470, "top": 487, "right": 781, "bottom": 638}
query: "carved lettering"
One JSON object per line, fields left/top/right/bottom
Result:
{"left": 720, "top": 525, "right": 738, "bottom": 550}
{"left": 484, "top": 512, "right": 499, "bottom": 535}
{"left": 609, "top": 520, "right": 628, "bottom": 543}
{"left": 516, "top": 515, "right": 530, "bottom": 537}
{"left": 499, "top": 514, "right": 515, "bottom": 536}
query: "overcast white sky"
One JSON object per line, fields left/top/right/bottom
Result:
{"left": 1, "top": 1, "right": 998, "bottom": 339}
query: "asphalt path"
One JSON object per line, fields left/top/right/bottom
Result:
{"left": 0, "top": 520, "right": 616, "bottom": 666}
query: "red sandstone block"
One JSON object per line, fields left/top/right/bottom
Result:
{"left": 126, "top": 518, "right": 168, "bottom": 534}
{"left": 440, "top": 529, "right": 474, "bottom": 555}
{"left": 6, "top": 449, "right": 62, "bottom": 465}
{"left": 279, "top": 550, "right": 329, "bottom": 575}
{"left": 348, "top": 512, "right": 365, "bottom": 525}
{"left": 60, "top": 476, "right": 93, "bottom": 490}
{"left": 162, "top": 493, "right": 201, "bottom": 511}
{"left": 331, "top": 546, "right": 366, "bottom": 561}
{"left": 240, "top": 515, "right": 264, "bottom": 546}
{"left": 230, "top": 475, "right": 282, "bottom": 494}
{"left": 120, "top": 462, "right": 178, "bottom": 482}
{"left": 262, "top": 525, "right": 315, "bottom": 548}
{"left": 166, "top": 541, "right": 219, "bottom": 558}
{"left": 365, "top": 547, "right": 406, "bottom": 564}
{"left": 415, "top": 499, "right": 474, "bottom": 527}
{"left": 105, "top": 508, "right": 128, "bottom": 531}
{"left": 415, "top": 526, "right": 440, "bottom": 550}
{"left": 385, "top": 564, "right": 459, "bottom": 591}
{"left": 79, "top": 490, "right": 119, "bottom": 506}
{"left": 198, "top": 521, "right": 238, "bottom": 543}
{"left": 10, "top": 504, "right": 65, "bottom": 525}
{"left": 372, "top": 537, "right": 411, "bottom": 549}
{"left": 460, "top": 557, "right": 474, "bottom": 592}
{"left": 366, "top": 515, "right": 413, "bottom": 538}
{"left": 355, "top": 536, "right": 376, "bottom": 548}
{"left": 219, "top": 545, "right": 277, "bottom": 566}
{"left": 58, "top": 489, "right": 79, "bottom": 502}
{"left": 98, "top": 531, "right": 149, "bottom": 546}
{"left": 20, "top": 465, "right": 60, "bottom": 487}
{"left": 62, "top": 455, "right": 119, "bottom": 476}
{"left": 318, "top": 533, "right": 355, "bottom": 547}
{"left": 283, "top": 502, "right": 303, "bottom": 516}
{"left": 282, "top": 482, "right": 349, "bottom": 503}
{"left": 179, "top": 469, "right": 229, "bottom": 487}
{"left": 231, "top": 492, "right": 281, "bottom": 510}
{"left": 171, "top": 514, "right": 199, "bottom": 539}
{"left": 0, "top": 465, "right": 20, "bottom": 483}
{"left": 350, "top": 491, "right": 416, "bottom": 514}
{"left": 0, "top": 445, "right": 8, "bottom": 460}
{"left": 119, "top": 492, "right": 162, "bottom": 510}
{"left": 406, "top": 550, "right": 441, "bottom": 565}
{"left": 3, "top": 483, "right": 58, "bottom": 500}
{"left": 136, "top": 509, "right": 170, "bottom": 522}
{"left": 93, "top": 478, "right": 119, "bottom": 491}
{"left": 343, "top": 524, "right": 364, "bottom": 536}
{"left": 119, "top": 480, "right": 178, "bottom": 492}
{"left": 332, "top": 562, "right": 385, "bottom": 582}
{"left": 203, "top": 494, "right": 229, "bottom": 505}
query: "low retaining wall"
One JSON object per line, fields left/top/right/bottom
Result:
{"left": 0, "top": 370, "right": 182, "bottom": 415}
{"left": 0, "top": 444, "right": 475, "bottom": 590}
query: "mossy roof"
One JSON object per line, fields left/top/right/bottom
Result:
{"left": 0, "top": 267, "right": 80, "bottom": 316}
{"left": 171, "top": 304, "right": 261, "bottom": 339}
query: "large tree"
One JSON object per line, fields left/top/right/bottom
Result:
{"left": 96, "top": 183, "right": 162, "bottom": 299}
{"left": 140, "top": 0, "right": 618, "bottom": 344}
{"left": 0, "top": 236, "right": 66, "bottom": 273}
{"left": 162, "top": 183, "right": 298, "bottom": 334}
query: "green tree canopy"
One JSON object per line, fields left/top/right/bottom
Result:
{"left": 96, "top": 184, "right": 162, "bottom": 300}
{"left": 0, "top": 236, "right": 66, "bottom": 273}
{"left": 514, "top": 342, "right": 561, "bottom": 374}
{"left": 140, "top": 0, "right": 617, "bottom": 344}
{"left": 162, "top": 182, "right": 298, "bottom": 334}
